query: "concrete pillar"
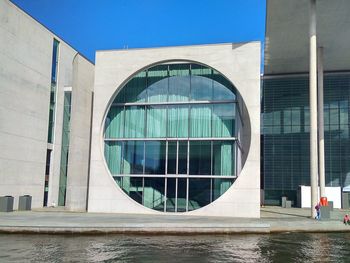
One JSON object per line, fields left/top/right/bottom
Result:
{"left": 309, "top": 0, "right": 319, "bottom": 218}
{"left": 318, "top": 47, "right": 326, "bottom": 199}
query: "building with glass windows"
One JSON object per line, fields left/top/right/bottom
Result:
{"left": 0, "top": 0, "right": 94, "bottom": 210}
{"left": 262, "top": 0, "right": 350, "bottom": 206}
{"left": 89, "top": 43, "right": 261, "bottom": 217}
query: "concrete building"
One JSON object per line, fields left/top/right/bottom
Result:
{"left": 9, "top": 0, "right": 350, "bottom": 217}
{"left": 0, "top": 0, "right": 261, "bottom": 217}
{"left": 0, "top": 0, "right": 94, "bottom": 210}
{"left": 89, "top": 43, "right": 261, "bottom": 217}
{"left": 262, "top": 0, "right": 350, "bottom": 210}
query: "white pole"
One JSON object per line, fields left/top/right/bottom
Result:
{"left": 310, "top": 0, "right": 319, "bottom": 218}
{"left": 318, "top": 47, "right": 326, "bottom": 199}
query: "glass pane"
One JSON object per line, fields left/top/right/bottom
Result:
{"left": 178, "top": 141, "right": 188, "bottom": 174}
{"left": 177, "top": 178, "right": 187, "bottom": 212}
{"left": 169, "top": 64, "right": 190, "bottom": 102}
{"left": 168, "top": 105, "right": 189, "bottom": 138}
{"left": 212, "top": 179, "right": 233, "bottom": 201}
{"left": 144, "top": 177, "right": 165, "bottom": 211}
{"left": 123, "top": 71, "right": 147, "bottom": 103}
{"left": 144, "top": 141, "right": 166, "bottom": 175}
{"left": 213, "top": 141, "right": 235, "bottom": 176}
{"left": 105, "top": 106, "right": 124, "bottom": 138}
{"left": 104, "top": 141, "right": 122, "bottom": 175}
{"left": 147, "top": 65, "right": 168, "bottom": 102}
{"left": 166, "top": 178, "right": 176, "bottom": 212}
{"left": 191, "top": 64, "right": 213, "bottom": 101}
{"left": 146, "top": 106, "right": 166, "bottom": 138}
{"left": 129, "top": 177, "right": 143, "bottom": 204}
{"left": 212, "top": 70, "right": 235, "bottom": 100}
{"left": 188, "top": 178, "right": 211, "bottom": 211}
{"left": 190, "top": 105, "right": 212, "bottom": 137}
{"left": 212, "top": 103, "right": 235, "bottom": 137}
{"left": 51, "top": 39, "right": 59, "bottom": 84}
{"left": 124, "top": 106, "right": 145, "bottom": 138}
{"left": 189, "top": 141, "right": 211, "bottom": 175}
{"left": 123, "top": 141, "right": 144, "bottom": 174}
{"left": 167, "top": 141, "right": 177, "bottom": 174}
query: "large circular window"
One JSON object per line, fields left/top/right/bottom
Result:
{"left": 104, "top": 62, "right": 243, "bottom": 212}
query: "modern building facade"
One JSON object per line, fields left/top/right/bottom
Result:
{"left": 0, "top": 0, "right": 94, "bottom": 210}
{"left": 5, "top": 0, "right": 350, "bottom": 217}
{"left": 262, "top": 0, "right": 350, "bottom": 206}
{"left": 89, "top": 44, "right": 261, "bottom": 217}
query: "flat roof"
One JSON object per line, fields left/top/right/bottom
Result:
{"left": 264, "top": 0, "right": 350, "bottom": 75}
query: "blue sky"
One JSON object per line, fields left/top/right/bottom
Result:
{"left": 11, "top": 0, "right": 266, "bottom": 63}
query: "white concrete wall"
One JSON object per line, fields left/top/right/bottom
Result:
{"left": 0, "top": 0, "right": 92, "bottom": 209}
{"left": 65, "top": 54, "right": 94, "bottom": 211}
{"left": 89, "top": 43, "right": 261, "bottom": 217}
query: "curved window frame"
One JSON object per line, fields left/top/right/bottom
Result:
{"left": 104, "top": 62, "right": 243, "bottom": 212}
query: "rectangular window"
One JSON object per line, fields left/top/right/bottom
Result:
{"left": 190, "top": 105, "right": 212, "bottom": 137}
{"left": 189, "top": 141, "right": 211, "bottom": 175}
{"left": 190, "top": 64, "right": 213, "bottom": 101}
{"left": 146, "top": 106, "right": 166, "bottom": 137}
{"left": 144, "top": 141, "right": 166, "bottom": 174}
{"left": 124, "top": 106, "right": 145, "bottom": 138}
{"left": 123, "top": 141, "right": 144, "bottom": 174}
{"left": 167, "top": 105, "right": 189, "bottom": 138}
{"left": 58, "top": 91, "right": 71, "bottom": 206}
{"left": 212, "top": 103, "right": 235, "bottom": 137}
{"left": 168, "top": 64, "right": 190, "bottom": 102}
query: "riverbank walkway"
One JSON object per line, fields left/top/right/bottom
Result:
{"left": 0, "top": 206, "right": 349, "bottom": 234}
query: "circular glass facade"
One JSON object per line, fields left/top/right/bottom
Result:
{"left": 104, "top": 62, "right": 242, "bottom": 212}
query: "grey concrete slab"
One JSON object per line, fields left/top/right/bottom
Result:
{"left": 0, "top": 207, "right": 350, "bottom": 234}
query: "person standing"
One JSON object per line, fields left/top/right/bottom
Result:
{"left": 315, "top": 203, "right": 320, "bottom": 220}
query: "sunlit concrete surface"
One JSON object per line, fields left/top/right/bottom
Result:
{"left": 0, "top": 207, "right": 349, "bottom": 234}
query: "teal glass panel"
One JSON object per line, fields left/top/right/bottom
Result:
{"left": 58, "top": 91, "right": 71, "bottom": 206}
{"left": 188, "top": 178, "right": 211, "bottom": 211}
{"left": 167, "top": 105, "right": 189, "bottom": 138}
{"left": 212, "top": 103, "right": 235, "bottom": 137}
{"left": 128, "top": 177, "right": 143, "bottom": 204}
{"left": 167, "top": 141, "right": 177, "bottom": 174}
{"left": 144, "top": 141, "right": 166, "bottom": 174}
{"left": 144, "top": 177, "right": 165, "bottom": 211}
{"left": 168, "top": 64, "right": 190, "bottom": 102}
{"left": 122, "top": 71, "right": 147, "bottom": 103}
{"left": 105, "top": 106, "right": 124, "bottom": 138}
{"left": 213, "top": 141, "right": 235, "bottom": 176}
{"left": 123, "top": 141, "right": 144, "bottom": 174}
{"left": 191, "top": 64, "right": 213, "bottom": 101}
{"left": 178, "top": 141, "right": 188, "bottom": 174}
{"left": 166, "top": 178, "right": 176, "bottom": 212}
{"left": 124, "top": 106, "right": 145, "bottom": 138}
{"left": 146, "top": 106, "right": 166, "bottom": 138}
{"left": 104, "top": 141, "right": 122, "bottom": 175}
{"left": 147, "top": 65, "right": 168, "bottom": 102}
{"left": 190, "top": 105, "right": 212, "bottom": 137}
{"left": 51, "top": 39, "right": 59, "bottom": 84}
{"left": 177, "top": 178, "right": 187, "bottom": 212}
{"left": 189, "top": 141, "right": 211, "bottom": 175}
{"left": 213, "top": 179, "right": 233, "bottom": 201}
{"left": 212, "top": 70, "right": 236, "bottom": 100}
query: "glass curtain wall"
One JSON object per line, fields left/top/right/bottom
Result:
{"left": 105, "top": 62, "right": 240, "bottom": 212}
{"left": 262, "top": 73, "right": 350, "bottom": 205}
{"left": 58, "top": 91, "right": 71, "bottom": 206}
{"left": 43, "top": 38, "right": 59, "bottom": 206}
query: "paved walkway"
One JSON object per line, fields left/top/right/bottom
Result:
{"left": 0, "top": 207, "right": 349, "bottom": 234}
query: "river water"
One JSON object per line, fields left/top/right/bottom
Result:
{"left": 0, "top": 233, "right": 349, "bottom": 262}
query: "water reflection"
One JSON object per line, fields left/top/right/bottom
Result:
{"left": 0, "top": 233, "right": 350, "bottom": 262}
